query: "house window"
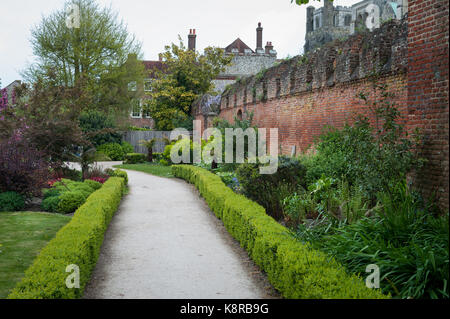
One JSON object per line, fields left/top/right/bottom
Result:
{"left": 144, "top": 80, "right": 153, "bottom": 92}
{"left": 131, "top": 99, "right": 141, "bottom": 118}
{"left": 344, "top": 15, "right": 351, "bottom": 26}
{"left": 128, "top": 81, "right": 137, "bottom": 91}
{"left": 142, "top": 101, "right": 151, "bottom": 118}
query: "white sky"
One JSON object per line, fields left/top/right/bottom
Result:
{"left": 0, "top": 0, "right": 359, "bottom": 86}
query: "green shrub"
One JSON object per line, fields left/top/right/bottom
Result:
{"left": 56, "top": 191, "right": 87, "bottom": 214}
{"left": 79, "top": 110, "right": 122, "bottom": 147}
{"left": 8, "top": 176, "right": 126, "bottom": 299}
{"left": 111, "top": 169, "right": 128, "bottom": 185}
{"left": 296, "top": 181, "right": 449, "bottom": 299}
{"left": 93, "top": 152, "right": 112, "bottom": 162}
{"left": 172, "top": 165, "right": 387, "bottom": 299}
{"left": 121, "top": 141, "right": 134, "bottom": 155}
{"left": 124, "top": 153, "right": 146, "bottom": 164}
{"left": 41, "top": 196, "right": 61, "bottom": 213}
{"left": 153, "top": 152, "right": 163, "bottom": 162}
{"left": 97, "top": 143, "right": 125, "bottom": 161}
{"left": 42, "top": 188, "right": 61, "bottom": 199}
{"left": 0, "top": 192, "right": 25, "bottom": 212}
{"left": 84, "top": 179, "right": 102, "bottom": 190}
{"left": 236, "top": 156, "right": 306, "bottom": 219}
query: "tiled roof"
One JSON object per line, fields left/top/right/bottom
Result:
{"left": 224, "top": 38, "right": 254, "bottom": 54}
{"left": 142, "top": 60, "right": 167, "bottom": 77}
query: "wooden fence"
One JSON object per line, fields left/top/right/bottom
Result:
{"left": 122, "top": 131, "right": 172, "bottom": 154}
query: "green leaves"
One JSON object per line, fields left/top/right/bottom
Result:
{"left": 145, "top": 39, "right": 231, "bottom": 130}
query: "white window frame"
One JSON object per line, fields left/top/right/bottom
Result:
{"left": 130, "top": 99, "right": 142, "bottom": 118}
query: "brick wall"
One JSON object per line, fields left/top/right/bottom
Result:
{"left": 194, "top": 15, "right": 449, "bottom": 210}
{"left": 407, "top": 0, "right": 449, "bottom": 210}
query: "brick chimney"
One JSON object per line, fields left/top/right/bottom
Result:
{"left": 188, "top": 29, "right": 197, "bottom": 51}
{"left": 256, "top": 22, "right": 263, "bottom": 52}
{"left": 265, "top": 41, "right": 273, "bottom": 54}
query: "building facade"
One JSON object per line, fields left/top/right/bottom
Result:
{"left": 304, "top": 0, "right": 408, "bottom": 53}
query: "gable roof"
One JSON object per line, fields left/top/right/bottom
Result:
{"left": 224, "top": 38, "right": 254, "bottom": 54}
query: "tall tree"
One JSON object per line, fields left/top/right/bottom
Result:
{"left": 24, "top": 0, "right": 144, "bottom": 117}
{"left": 145, "top": 38, "right": 231, "bottom": 130}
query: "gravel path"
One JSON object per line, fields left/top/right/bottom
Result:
{"left": 83, "top": 169, "right": 278, "bottom": 299}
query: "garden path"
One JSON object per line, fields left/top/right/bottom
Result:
{"left": 83, "top": 168, "right": 276, "bottom": 299}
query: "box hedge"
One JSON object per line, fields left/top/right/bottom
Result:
{"left": 172, "top": 165, "right": 388, "bottom": 299}
{"left": 8, "top": 174, "right": 127, "bottom": 299}
{"left": 124, "top": 153, "right": 146, "bottom": 164}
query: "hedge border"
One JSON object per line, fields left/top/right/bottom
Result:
{"left": 7, "top": 171, "right": 127, "bottom": 299}
{"left": 172, "top": 165, "right": 388, "bottom": 299}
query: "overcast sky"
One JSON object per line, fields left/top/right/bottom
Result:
{"left": 0, "top": 0, "right": 359, "bottom": 86}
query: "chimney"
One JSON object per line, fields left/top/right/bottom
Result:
{"left": 256, "top": 22, "right": 263, "bottom": 52}
{"left": 188, "top": 29, "right": 197, "bottom": 51}
{"left": 265, "top": 41, "right": 273, "bottom": 54}
{"left": 158, "top": 53, "right": 163, "bottom": 62}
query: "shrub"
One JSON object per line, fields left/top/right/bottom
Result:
{"left": 78, "top": 110, "right": 122, "bottom": 147}
{"left": 84, "top": 179, "right": 102, "bottom": 190}
{"left": 111, "top": 169, "right": 128, "bottom": 185}
{"left": 51, "top": 166, "right": 82, "bottom": 182}
{"left": 153, "top": 152, "right": 163, "bottom": 162}
{"left": 8, "top": 176, "right": 126, "bottom": 299}
{"left": 97, "top": 143, "right": 125, "bottom": 161}
{"left": 42, "top": 188, "right": 61, "bottom": 199}
{"left": 121, "top": 141, "right": 134, "bottom": 155}
{"left": 0, "top": 136, "right": 50, "bottom": 197}
{"left": 172, "top": 165, "right": 387, "bottom": 299}
{"left": 124, "top": 153, "right": 146, "bottom": 164}
{"left": 0, "top": 192, "right": 25, "bottom": 212}
{"left": 41, "top": 196, "right": 61, "bottom": 213}
{"left": 236, "top": 156, "right": 307, "bottom": 219}
{"left": 93, "top": 152, "right": 112, "bottom": 161}
{"left": 56, "top": 191, "right": 87, "bottom": 214}
{"left": 296, "top": 181, "right": 449, "bottom": 299}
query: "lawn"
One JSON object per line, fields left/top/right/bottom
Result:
{"left": 114, "top": 162, "right": 173, "bottom": 178}
{"left": 0, "top": 212, "right": 71, "bottom": 298}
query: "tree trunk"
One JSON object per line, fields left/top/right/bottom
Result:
{"left": 148, "top": 148, "right": 153, "bottom": 162}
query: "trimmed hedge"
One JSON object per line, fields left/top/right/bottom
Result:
{"left": 8, "top": 174, "right": 127, "bottom": 299}
{"left": 172, "top": 165, "right": 388, "bottom": 299}
{"left": 124, "top": 153, "right": 146, "bottom": 164}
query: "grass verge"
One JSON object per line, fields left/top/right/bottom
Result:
{"left": 0, "top": 212, "right": 71, "bottom": 298}
{"left": 114, "top": 162, "right": 173, "bottom": 178}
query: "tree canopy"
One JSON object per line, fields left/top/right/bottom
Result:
{"left": 24, "top": 0, "right": 144, "bottom": 116}
{"left": 145, "top": 39, "right": 232, "bottom": 131}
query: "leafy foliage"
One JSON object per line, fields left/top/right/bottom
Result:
{"left": 295, "top": 181, "right": 449, "bottom": 299}
{"left": 0, "top": 192, "right": 26, "bottom": 212}
{"left": 97, "top": 142, "right": 130, "bottom": 161}
{"left": 0, "top": 136, "right": 50, "bottom": 197}
{"left": 303, "top": 77, "right": 423, "bottom": 200}
{"left": 79, "top": 110, "right": 122, "bottom": 147}
{"left": 145, "top": 39, "right": 231, "bottom": 130}
{"left": 25, "top": 0, "right": 144, "bottom": 116}
{"left": 236, "top": 156, "right": 307, "bottom": 219}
